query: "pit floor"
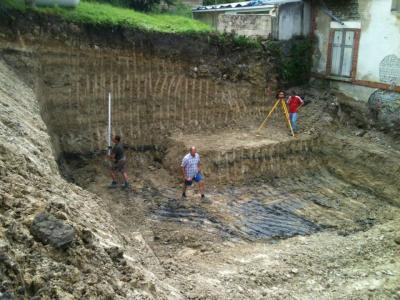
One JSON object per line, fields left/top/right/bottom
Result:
{"left": 170, "top": 126, "right": 292, "bottom": 152}
{"left": 65, "top": 125, "right": 400, "bottom": 299}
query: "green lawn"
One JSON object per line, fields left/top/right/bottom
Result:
{"left": 2, "top": 0, "right": 212, "bottom": 34}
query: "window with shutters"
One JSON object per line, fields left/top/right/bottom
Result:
{"left": 327, "top": 29, "right": 360, "bottom": 79}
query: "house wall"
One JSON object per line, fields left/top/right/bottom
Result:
{"left": 302, "top": 1, "right": 312, "bottom": 36}
{"left": 217, "top": 14, "right": 273, "bottom": 38}
{"left": 278, "top": 2, "right": 306, "bottom": 40}
{"left": 312, "top": 0, "right": 400, "bottom": 136}
{"left": 194, "top": 2, "right": 311, "bottom": 40}
{"left": 312, "top": 8, "right": 331, "bottom": 74}
{"left": 357, "top": 0, "right": 400, "bottom": 84}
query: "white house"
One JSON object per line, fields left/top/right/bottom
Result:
{"left": 312, "top": 0, "right": 400, "bottom": 104}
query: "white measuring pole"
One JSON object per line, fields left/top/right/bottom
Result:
{"left": 107, "top": 92, "right": 112, "bottom": 155}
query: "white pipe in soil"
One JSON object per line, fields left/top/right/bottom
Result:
{"left": 108, "top": 92, "right": 112, "bottom": 155}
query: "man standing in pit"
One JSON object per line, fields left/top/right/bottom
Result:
{"left": 108, "top": 135, "right": 129, "bottom": 189}
{"left": 181, "top": 146, "right": 205, "bottom": 199}
{"left": 286, "top": 92, "right": 304, "bottom": 133}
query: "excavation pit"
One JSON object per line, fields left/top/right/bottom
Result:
{"left": 62, "top": 127, "right": 400, "bottom": 247}
{"left": 2, "top": 29, "right": 400, "bottom": 298}
{"left": 28, "top": 43, "right": 400, "bottom": 283}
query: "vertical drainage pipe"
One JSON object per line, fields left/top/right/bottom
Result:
{"left": 108, "top": 92, "right": 112, "bottom": 155}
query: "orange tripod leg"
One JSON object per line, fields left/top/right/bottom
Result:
{"left": 281, "top": 100, "right": 295, "bottom": 137}
{"left": 257, "top": 100, "right": 280, "bottom": 132}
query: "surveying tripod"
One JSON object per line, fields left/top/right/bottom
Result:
{"left": 257, "top": 98, "right": 295, "bottom": 137}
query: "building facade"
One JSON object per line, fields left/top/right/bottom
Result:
{"left": 192, "top": 0, "right": 311, "bottom": 40}
{"left": 312, "top": 0, "right": 400, "bottom": 101}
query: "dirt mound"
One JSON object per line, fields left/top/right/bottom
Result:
{"left": 0, "top": 59, "right": 181, "bottom": 299}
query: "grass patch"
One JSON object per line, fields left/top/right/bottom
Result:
{"left": 2, "top": 0, "right": 212, "bottom": 33}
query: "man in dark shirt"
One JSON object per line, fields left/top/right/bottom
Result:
{"left": 108, "top": 135, "right": 129, "bottom": 189}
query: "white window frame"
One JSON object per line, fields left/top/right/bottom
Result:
{"left": 327, "top": 22, "right": 361, "bottom": 80}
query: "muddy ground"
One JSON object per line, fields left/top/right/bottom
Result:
{"left": 64, "top": 90, "right": 400, "bottom": 299}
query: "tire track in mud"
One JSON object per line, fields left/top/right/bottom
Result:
{"left": 152, "top": 197, "right": 321, "bottom": 240}
{"left": 152, "top": 194, "right": 309, "bottom": 240}
{"left": 150, "top": 173, "right": 396, "bottom": 241}
{"left": 232, "top": 199, "right": 321, "bottom": 239}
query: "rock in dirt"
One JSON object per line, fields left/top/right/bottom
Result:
{"left": 30, "top": 212, "right": 75, "bottom": 249}
{"left": 0, "top": 291, "right": 14, "bottom": 300}
{"left": 355, "top": 129, "right": 367, "bottom": 137}
{"left": 80, "top": 228, "right": 94, "bottom": 245}
{"left": 106, "top": 246, "right": 124, "bottom": 262}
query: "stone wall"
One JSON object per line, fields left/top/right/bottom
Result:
{"left": 217, "top": 14, "right": 274, "bottom": 38}
{"left": 324, "top": 0, "right": 360, "bottom": 20}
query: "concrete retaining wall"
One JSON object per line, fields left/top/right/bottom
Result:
{"left": 217, "top": 14, "right": 274, "bottom": 38}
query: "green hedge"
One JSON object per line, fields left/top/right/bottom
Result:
{"left": 266, "top": 38, "right": 313, "bottom": 87}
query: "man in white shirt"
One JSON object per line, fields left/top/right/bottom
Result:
{"left": 181, "top": 146, "right": 205, "bottom": 199}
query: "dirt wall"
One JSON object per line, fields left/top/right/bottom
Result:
{"left": 36, "top": 47, "right": 269, "bottom": 154}
{"left": 0, "top": 57, "right": 182, "bottom": 299}
{"left": 0, "top": 10, "right": 278, "bottom": 157}
{"left": 164, "top": 135, "right": 323, "bottom": 184}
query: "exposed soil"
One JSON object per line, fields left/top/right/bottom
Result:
{"left": 1, "top": 12, "right": 400, "bottom": 299}
{"left": 63, "top": 90, "right": 400, "bottom": 299}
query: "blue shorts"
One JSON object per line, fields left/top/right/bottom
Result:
{"left": 185, "top": 172, "right": 203, "bottom": 186}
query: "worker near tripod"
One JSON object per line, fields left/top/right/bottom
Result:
{"left": 285, "top": 91, "right": 304, "bottom": 133}
{"left": 258, "top": 90, "right": 296, "bottom": 136}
